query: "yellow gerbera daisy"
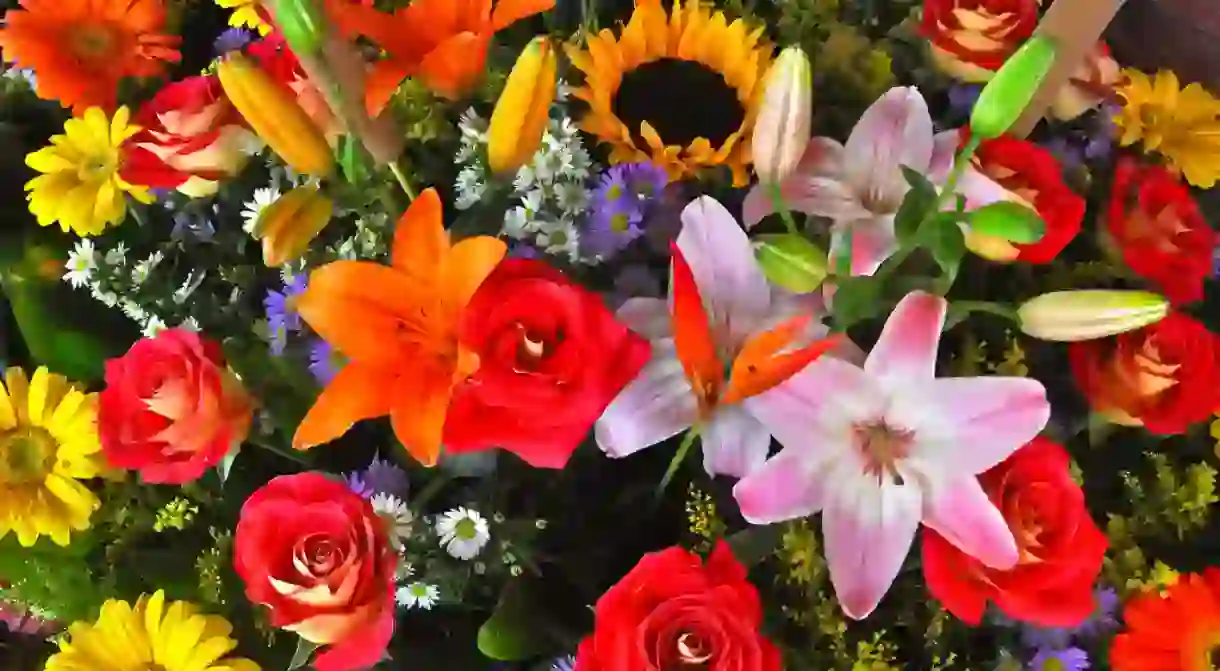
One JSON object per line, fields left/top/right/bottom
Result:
{"left": 565, "top": 0, "right": 772, "bottom": 186}
{"left": 214, "top": 0, "right": 273, "bottom": 36}
{"left": 0, "top": 366, "right": 104, "bottom": 547}
{"left": 44, "top": 590, "right": 261, "bottom": 671}
{"left": 1114, "top": 68, "right": 1220, "bottom": 189}
{"left": 24, "top": 106, "right": 153, "bottom": 237}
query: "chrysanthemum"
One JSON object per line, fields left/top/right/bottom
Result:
{"left": 43, "top": 590, "right": 259, "bottom": 671}
{"left": 214, "top": 0, "right": 273, "bottom": 36}
{"left": 0, "top": 0, "right": 180, "bottom": 113}
{"left": 0, "top": 367, "right": 105, "bottom": 547}
{"left": 435, "top": 507, "right": 490, "bottom": 560}
{"left": 25, "top": 107, "right": 154, "bottom": 237}
{"left": 1030, "top": 647, "right": 1090, "bottom": 671}
{"left": 396, "top": 582, "right": 439, "bottom": 610}
{"left": 371, "top": 493, "right": 415, "bottom": 550}
{"left": 1114, "top": 69, "right": 1220, "bottom": 188}
{"left": 1111, "top": 568, "right": 1220, "bottom": 671}
{"left": 565, "top": 0, "right": 772, "bottom": 185}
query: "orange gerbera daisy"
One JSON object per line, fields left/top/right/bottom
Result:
{"left": 293, "top": 188, "right": 506, "bottom": 466}
{"left": 326, "top": 0, "right": 554, "bottom": 114}
{"left": 0, "top": 0, "right": 181, "bottom": 114}
{"left": 1111, "top": 568, "right": 1220, "bottom": 671}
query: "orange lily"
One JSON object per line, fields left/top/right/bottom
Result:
{"left": 325, "top": 0, "right": 556, "bottom": 115}
{"left": 293, "top": 188, "right": 506, "bottom": 465}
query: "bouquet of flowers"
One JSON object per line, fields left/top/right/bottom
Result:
{"left": 1, "top": 0, "right": 1219, "bottom": 669}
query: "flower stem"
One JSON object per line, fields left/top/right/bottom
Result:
{"left": 937, "top": 134, "right": 982, "bottom": 213}
{"left": 412, "top": 471, "right": 454, "bottom": 511}
{"left": 655, "top": 427, "right": 699, "bottom": 502}
{"left": 950, "top": 300, "right": 1018, "bottom": 322}
{"left": 249, "top": 436, "right": 311, "bottom": 467}
{"left": 767, "top": 181, "right": 800, "bottom": 236}
{"left": 389, "top": 160, "right": 417, "bottom": 203}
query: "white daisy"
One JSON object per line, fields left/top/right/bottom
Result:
{"left": 512, "top": 162, "right": 537, "bottom": 192}
{"left": 142, "top": 315, "right": 168, "bottom": 338}
{"left": 179, "top": 317, "right": 202, "bottom": 332}
{"left": 396, "top": 582, "right": 439, "bottom": 610}
{"left": 120, "top": 300, "right": 147, "bottom": 323}
{"left": 63, "top": 240, "right": 97, "bottom": 288}
{"left": 395, "top": 559, "right": 415, "bottom": 582}
{"left": 554, "top": 182, "right": 588, "bottom": 216}
{"left": 435, "top": 507, "right": 490, "bottom": 560}
{"left": 455, "top": 167, "right": 487, "bottom": 210}
{"left": 242, "top": 187, "right": 280, "bottom": 234}
{"left": 130, "top": 251, "right": 164, "bottom": 285}
{"left": 537, "top": 225, "right": 583, "bottom": 264}
{"left": 371, "top": 493, "right": 415, "bottom": 549}
{"left": 103, "top": 242, "right": 128, "bottom": 267}
{"left": 502, "top": 206, "right": 531, "bottom": 240}
{"left": 173, "top": 271, "right": 206, "bottom": 304}
{"left": 458, "top": 108, "right": 487, "bottom": 138}
{"left": 91, "top": 288, "right": 120, "bottom": 308}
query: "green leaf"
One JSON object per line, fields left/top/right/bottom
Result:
{"left": 753, "top": 234, "right": 828, "bottom": 293}
{"left": 830, "top": 276, "right": 882, "bottom": 331}
{"left": 727, "top": 525, "right": 785, "bottom": 566}
{"left": 288, "top": 638, "right": 319, "bottom": 670}
{"left": 216, "top": 447, "right": 240, "bottom": 486}
{"left": 895, "top": 167, "right": 938, "bottom": 243}
{"left": 477, "top": 580, "right": 554, "bottom": 661}
{"left": 967, "top": 201, "right": 1046, "bottom": 243}
{"left": 916, "top": 214, "right": 967, "bottom": 286}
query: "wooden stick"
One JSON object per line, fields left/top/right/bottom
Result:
{"left": 1010, "top": 0, "right": 1124, "bottom": 138}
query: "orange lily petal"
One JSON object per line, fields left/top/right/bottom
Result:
{"left": 364, "top": 59, "right": 415, "bottom": 117}
{"left": 721, "top": 315, "right": 842, "bottom": 405}
{"left": 417, "top": 32, "right": 491, "bottom": 99}
{"left": 392, "top": 187, "right": 448, "bottom": 278}
{"left": 298, "top": 261, "right": 426, "bottom": 364}
{"left": 670, "top": 242, "right": 723, "bottom": 408}
{"left": 390, "top": 364, "right": 456, "bottom": 467}
{"left": 490, "top": 0, "right": 556, "bottom": 31}
{"left": 294, "top": 363, "right": 396, "bottom": 450}
{"left": 442, "top": 236, "right": 508, "bottom": 309}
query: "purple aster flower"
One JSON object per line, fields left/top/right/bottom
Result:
{"left": 344, "top": 472, "right": 374, "bottom": 499}
{"left": 948, "top": 84, "right": 983, "bottom": 118}
{"left": 1029, "top": 646, "right": 1089, "bottom": 671}
{"left": 171, "top": 211, "right": 216, "bottom": 243}
{"left": 308, "top": 338, "right": 345, "bottom": 385}
{"left": 1021, "top": 625, "right": 1072, "bottom": 651}
{"left": 361, "top": 453, "right": 410, "bottom": 499}
{"left": 583, "top": 162, "right": 668, "bottom": 259}
{"left": 508, "top": 241, "right": 541, "bottom": 259}
{"left": 1072, "top": 587, "right": 1120, "bottom": 639}
{"left": 551, "top": 656, "right": 576, "bottom": 671}
{"left": 264, "top": 275, "right": 308, "bottom": 355}
{"left": 214, "top": 28, "right": 253, "bottom": 55}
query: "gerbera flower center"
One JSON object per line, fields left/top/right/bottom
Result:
{"left": 69, "top": 23, "right": 118, "bottom": 61}
{"left": 0, "top": 427, "right": 57, "bottom": 485}
{"left": 852, "top": 420, "right": 913, "bottom": 485}
{"left": 612, "top": 59, "right": 745, "bottom": 149}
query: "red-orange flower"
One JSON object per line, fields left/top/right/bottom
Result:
{"left": 326, "top": 0, "right": 555, "bottom": 113}
{"left": 293, "top": 188, "right": 506, "bottom": 466}
{"left": 1111, "top": 568, "right": 1220, "bottom": 671}
{"left": 0, "top": 0, "right": 180, "bottom": 114}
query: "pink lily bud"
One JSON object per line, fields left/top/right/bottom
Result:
{"left": 752, "top": 46, "right": 812, "bottom": 185}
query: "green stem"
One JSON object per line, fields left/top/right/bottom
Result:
{"left": 388, "top": 161, "right": 417, "bottom": 202}
{"left": 248, "top": 436, "right": 311, "bottom": 467}
{"left": 767, "top": 181, "right": 800, "bottom": 236}
{"left": 950, "top": 300, "right": 1018, "bottom": 322}
{"left": 937, "top": 134, "right": 982, "bottom": 213}
{"left": 411, "top": 471, "right": 454, "bottom": 511}
{"left": 655, "top": 427, "right": 699, "bottom": 501}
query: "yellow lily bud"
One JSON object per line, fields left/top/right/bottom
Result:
{"left": 254, "top": 185, "right": 334, "bottom": 266}
{"left": 1016, "top": 290, "right": 1169, "bottom": 342}
{"left": 752, "top": 46, "right": 812, "bottom": 185}
{"left": 488, "top": 38, "right": 556, "bottom": 175}
{"left": 217, "top": 53, "right": 333, "bottom": 178}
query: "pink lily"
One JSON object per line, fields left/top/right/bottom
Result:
{"left": 733, "top": 291, "right": 1050, "bottom": 619}
{"left": 742, "top": 86, "right": 1008, "bottom": 276}
{"left": 595, "top": 196, "right": 842, "bottom": 478}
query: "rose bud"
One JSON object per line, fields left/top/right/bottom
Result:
{"left": 752, "top": 45, "right": 813, "bottom": 185}
{"left": 1017, "top": 290, "right": 1169, "bottom": 343}
{"left": 488, "top": 37, "right": 557, "bottom": 175}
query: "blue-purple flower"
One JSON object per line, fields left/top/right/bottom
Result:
{"left": 214, "top": 28, "right": 253, "bottom": 56}
{"left": 582, "top": 162, "right": 668, "bottom": 258}
{"left": 1029, "top": 646, "right": 1089, "bottom": 671}
{"left": 264, "top": 274, "right": 308, "bottom": 355}
{"left": 1021, "top": 587, "right": 1120, "bottom": 649}
{"left": 308, "top": 338, "right": 345, "bottom": 385}
{"left": 947, "top": 83, "right": 983, "bottom": 119}
{"left": 550, "top": 656, "right": 576, "bottom": 671}
{"left": 343, "top": 453, "right": 410, "bottom": 501}
{"left": 344, "top": 472, "right": 374, "bottom": 498}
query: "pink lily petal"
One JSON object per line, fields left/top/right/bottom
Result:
{"left": 823, "top": 472, "right": 923, "bottom": 620}
{"left": 922, "top": 476, "right": 1018, "bottom": 569}
{"left": 615, "top": 297, "right": 672, "bottom": 341}
{"left": 927, "top": 129, "right": 959, "bottom": 183}
{"left": 864, "top": 290, "right": 946, "bottom": 384}
{"left": 594, "top": 351, "right": 698, "bottom": 459}
{"left": 742, "top": 138, "right": 851, "bottom": 229}
{"left": 733, "top": 442, "right": 836, "bottom": 524}
{"left": 700, "top": 404, "right": 772, "bottom": 478}
{"left": 918, "top": 376, "right": 1050, "bottom": 474}
{"left": 745, "top": 357, "right": 883, "bottom": 452}
{"left": 844, "top": 87, "right": 935, "bottom": 211}
{"left": 928, "top": 129, "right": 1010, "bottom": 211}
{"left": 828, "top": 215, "right": 898, "bottom": 277}
{"left": 676, "top": 196, "right": 772, "bottom": 349}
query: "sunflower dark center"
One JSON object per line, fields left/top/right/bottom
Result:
{"left": 612, "top": 58, "right": 744, "bottom": 150}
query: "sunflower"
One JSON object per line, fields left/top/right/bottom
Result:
{"left": 25, "top": 107, "right": 154, "bottom": 238}
{"left": 1114, "top": 68, "right": 1220, "bottom": 189}
{"left": 44, "top": 590, "right": 261, "bottom": 671}
{"left": 0, "top": 367, "right": 105, "bottom": 548}
{"left": 1110, "top": 568, "right": 1220, "bottom": 671}
{"left": 214, "top": 0, "right": 274, "bottom": 36}
{"left": 565, "top": 0, "right": 773, "bottom": 186}
{"left": 0, "top": 0, "right": 180, "bottom": 113}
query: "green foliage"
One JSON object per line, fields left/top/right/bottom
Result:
{"left": 0, "top": 534, "right": 109, "bottom": 622}
{"left": 1122, "top": 452, "right": 1218, "bottom": 540}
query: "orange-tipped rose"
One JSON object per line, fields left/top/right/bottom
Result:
{"left": 920, "top": 0, "right": 1039, "bottom": 83}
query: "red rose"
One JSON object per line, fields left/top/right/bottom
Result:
{"left": 922, "top": 437, "right": 1107, "bottom": 627}
{"left": 121, "top": 75, "right": 254, "bottom": 197}
{"left": 1069, "top": 312, "right": 1220, "bottom": 434}
{"left": 1106, "top": 159, "right": 1217, "bottom": 305}
{"left": 576, "top": 541, "right": 781, "bottom": 671}
{"left": 964, "top": 133, "right": 1085, "bottom": 264}
{"left": 443, "top": 258, "right": 651, "bottom": 468}
{"left": 100, "top": 328, "right": 252, "bottom": 484}
{"left": 234, "top": 473, "right": 396, "bottom": 671}
{"left": 920, "top": 0, "right": 1038, "bottom": 83}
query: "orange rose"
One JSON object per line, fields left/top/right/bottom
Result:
{"left": 920, "top": 0, "right": 1039, "bottom": 83}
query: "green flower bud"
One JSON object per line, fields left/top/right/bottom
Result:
{"left": 968, "top": 201, "right": 1046, "bottom": 243}
{"left": 1017, "top": 290, "right": 1169, "bottom": 342}
{"left": 970, "top": 35, "right": 1057, "bottom": 139}
{"left": 753, "top": 233, "right": 828, "bottom": 293}
{"left": 266, "top": 0, "right": 327, "bottom": 57}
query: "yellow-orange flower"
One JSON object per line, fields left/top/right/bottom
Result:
{"left": 1114, "top": 69, "right": 1220, "bottom": 189}
{"left": 0, "top": 0, "right": 180, "bottom": 114}
{"left": 565, "top": 0, "right": 773, "bottom": 186}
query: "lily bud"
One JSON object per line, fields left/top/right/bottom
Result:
{"left": 1017, "top": 290, "right": 1169, "bottom": 342}
{"left": 488, "top": 38, "right": 557, "bottom": 175}
{"left": 752, "top": 46, "right": 813, "bottom": 185}
{"left": 217, "top": 53, "right": 333, "bottom": 177}
{"left": 754, "top": 233, "right": 827, "bottom": 292}
{"left": 254, "top": 185, "right": 334, "bottom": 266}
{"left": 970, "top": 35, "right": 1057, "bottom": 139}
